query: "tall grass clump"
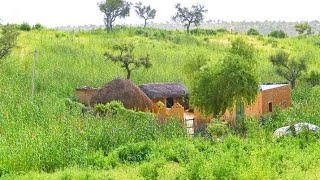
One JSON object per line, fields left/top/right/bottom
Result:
{"left": 0, "top": 97, "right": 187, "bottom": 175}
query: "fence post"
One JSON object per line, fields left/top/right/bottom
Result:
{"left": 32, "top": 49, "right": 37, "bottom": 97}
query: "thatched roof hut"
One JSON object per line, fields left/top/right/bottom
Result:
{"left": 90, "top": 78, "right": 153, "bottom": 111}
{"left": 139, "top": 83, "right": 188, "bottom": 99}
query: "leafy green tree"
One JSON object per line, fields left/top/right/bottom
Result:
{"left": 294, "top": 22, "right": 312, "bottom": 35}
{"left": 20, "top": 22, "right": 31, "bottom": 31}
{"left": 98, "top": 0, "right": 131, "bottom": 32}
{"left": 104, "top": 44, "right": 151, "bottom": 79}
{"left": 247, "top": 28, "right": 259, "bottom": 36}
{"left": 172, "top": 3, "right": 207, "bottom": 35}
{"left": 191, "top": 38, "right": 259, "bottom": 116}
{"left": 270, "top": 51, "right": 307, "bottom": 89}
{"left": 0, "top": 25, "right": 19, "bottom": 60}
{"left": 268, "top": 30, "right": 287, "bottom": 38}
{"left": 134, "top": 2, "right": 156, "bottom": 28}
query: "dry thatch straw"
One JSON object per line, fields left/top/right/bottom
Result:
{"left": 139, "top": 82, "right": 188, "bottom": 99}
{"left": 90, "top": 78, "right": 153, "bottom": 112}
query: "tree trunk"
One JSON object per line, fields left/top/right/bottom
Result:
{"left": 186, "top": 24, "right": 190, "bottom": 35}
{"left": 106, "top": 20, "right": 112, "bottom": 32}
{"left": 144, "top": 19, "right": 147, "bottom": 28}
{"left": 106, "top": 25, "right": 111, "bottom": 32}
{"left": 126, "top": 70, "right": 131, "bottom": 79}
{"left": 290, "top": 79, "right": 296, "bottom": 89}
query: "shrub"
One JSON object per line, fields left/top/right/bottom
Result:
{"left": 216, "top": 28, "right": 229, "bottom": 33}
{"left": 207, "top": 119, "right": 229, "bottom": 140}
{"left": 268, "top": 30, "right": 287, "bottom": 38}
{"left": 55, "top": 32, "right": 67, "bottom": 38}
{"left": 33, "top": 23, "right": 45, "bottom": 30}
{"left": 117, "top": 142, "right": 154, "bottom": 163}
{"left": 190, "top": 28, "right": 216, "bottom": 36}
{"left": 162, "top": 140, "right": 199, "bottom": 164}
{"left": 266, "top": 38, "right": 278, "bottom": 47}
{"left": 247, "top": 28, "right": 260, "bottom": 36}
{"left": 306, "top": 70, "right": 320, "bottom": 87}
{"left": 20, "top": 22, "right": 31, "bottom": 31}
{"left": 134, "top": 28, "right": 150, "bottom": 37}
{"left": 93, "top": 101, "right": 125, "bottom": 117}
{"left": 86, "top": 150, "right": 108, "bottom": 169}
{"left": 139, "top": 159, "right": 166, "bottom": 180}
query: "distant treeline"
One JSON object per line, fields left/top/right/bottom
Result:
{"left": 56, "top": 21, "right": 320, "bottom": 36}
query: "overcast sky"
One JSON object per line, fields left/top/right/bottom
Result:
{"left": 0, "top": 0, "right": 319, "bottom": 27}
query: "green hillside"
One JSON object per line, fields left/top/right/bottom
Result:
{"left": 1, "top": 27, "right": 320, "bottom": 179}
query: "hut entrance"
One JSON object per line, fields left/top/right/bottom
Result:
{"left": 166, "top": 97, "right": 174, "bottom": 108}
{"left": 269, "top": 102, "right": 273, "bottom": 112}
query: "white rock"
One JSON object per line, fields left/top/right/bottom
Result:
{"left": 273, "top": 122, "right": 319, "bottom": 138}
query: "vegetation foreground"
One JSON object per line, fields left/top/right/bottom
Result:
{"left": 1, "top": 27, "right": 320, "bottom": 179}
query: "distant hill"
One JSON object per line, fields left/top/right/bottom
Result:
{"left": 56, "top": 21, "right": 320, "bottom": 36}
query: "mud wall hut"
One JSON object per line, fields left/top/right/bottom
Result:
{"left": 139, "top": 83, "right": 189, "bottom": 109}
{"left": 90, "top": 78, "right": 153, "bottom": 112}
{"left": 194, "top": 83, "right": 291, "bottom": 129}
{"left": 75, "top": 87, "right": 99, "bottom": 106}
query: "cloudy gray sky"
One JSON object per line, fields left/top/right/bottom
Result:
{"left": 0, "top": 0, "right": 319, "bottom": 27}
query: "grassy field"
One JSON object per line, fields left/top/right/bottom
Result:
{"left": 1, "top": 27, "right": 320, "bottom": 179}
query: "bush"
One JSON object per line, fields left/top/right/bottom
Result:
{"left": 93, "top": 101, "right": 125, "bottom": 117}
{"left": 268, "top": 30, "right": 287, "bottom": 38}
{"left": 306, "top": 70, "right": 320, "bottom": 87}
{"left": 20, "top": 22, "right": 31, "bottom": 31}
{"left": 86, "top": 150, "right": 108, "bottom": 169}
{"left": 139, "top": 159, "right": 165, "bottom": 180}
{"left": 161, "top": 140, "right": 199, "bottom": 164}
{"left": 190, "top": 28, "right": 216, "bottom": 36}
{"left": 134, "top": 28, "right": 150, "bottom": 37}
{"left": 117, "top": 142, "right": 154, "bottom": 163}
{"left": 247, "top": 28, "right": 260, "bottom": 36}
{"left": 216, "top": 28, "right": 229, "bottom": 33}
{"left": 32, "top": 23, "right": 45, "bottom": 30}
{"left": 207, "top": 119, "right": 229, "bottom": 140}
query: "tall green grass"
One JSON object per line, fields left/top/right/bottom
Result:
{"left": 1, "top": 27, "right": 320, "bottom": 178}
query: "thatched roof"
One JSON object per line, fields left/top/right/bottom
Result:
{"left": 139, "top": 83, "right": 188, "bottom": 99}
{"left": 90, "top": 78, "right": 153, "bottom": 111}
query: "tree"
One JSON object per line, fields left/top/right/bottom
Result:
{"left": 247, "top": 28, "right": 259, "bottom": 36}
{"left": 294, "top": 22, "right": 312, "bottom": 35}
{"left": 134, "top": 2, "right": 156, "bottom": 28}
{"left": 172, "top": 3, "right": 207, "bottom": 35}
{"left": 0, "top": 25, "right": 19, "bottom": 60}
{"left": 98, "top": 0, "right": 131, "bottom": 32}
{"left": 104, "top": 44, "right": 151, "bottom": 79}
{"left": 191, "top": 38, "right": 259, "bottom": 117}
{"left": 268, "top": 30, "right": 287, "bottom": 38}
{"left": 270, "top": 51, "right": 307, "bottom": 89}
